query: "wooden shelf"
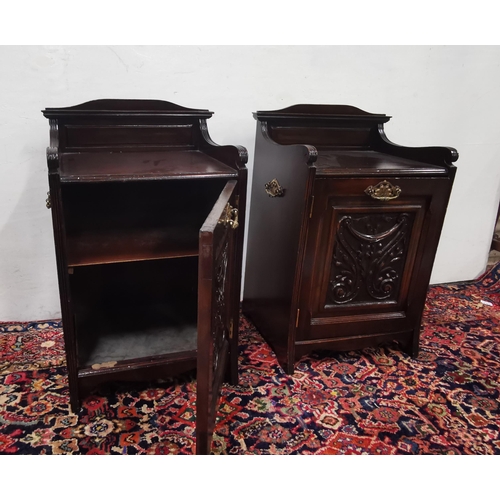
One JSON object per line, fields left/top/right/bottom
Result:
{"left": 60, "top": 150, "right": 238, "bottom": 182}
{"left": 66, "top": 226, "right": 200, "bottom": 267}
{"left": 62, "top": 177, "right": 228, "bottom": 267}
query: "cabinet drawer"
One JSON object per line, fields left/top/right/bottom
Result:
{"left": 319, "top": 176, "right": 447, "bottom": 200}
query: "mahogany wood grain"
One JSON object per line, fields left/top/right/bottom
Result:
{"left": 374, "top": 125, "right": 459, "bottom": 166}
{"left": 66, "top": 227, "right": 200, "bottom": 267}
{"left": 242, "top": 121, "right": 317, "bottom": 372}
{"left": 314, "top": 150, "right": 448, "bottom": 176}
{"left": 43, "top": 98, "right": 213, "bottom": 117}
{"left": 60, "top": 150, "right": 237, "bottom": 182}
{"left": 243, "top": 104, "right": 457, "bottom": 373}
{"left": 197, "top": 180, "right": 238, "bottom": 455}
{"left": 43, "top": 100, "right": 247, "bottom": 455}
{"left": 64, "top": 124, "right": 195, "bottom": 149}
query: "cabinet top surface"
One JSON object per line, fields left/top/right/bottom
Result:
{"left": 59, "top": 150, "right": 238, "bottom": 182}
{"left": 315, "top": 149, "right": 448, "bottom": 176}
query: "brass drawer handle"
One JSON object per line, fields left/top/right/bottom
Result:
{"left": 218, "top": 203, "right": 239, "bottom": 229}
{"left": 265, "top": 178, "right": 285, "bottom": 197}
{"left": 365, "top": 180, "right": 401, "bottom": 201}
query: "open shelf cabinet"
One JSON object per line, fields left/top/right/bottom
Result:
{"left": 43, "top": 99, "right": 248, "bottom": 454}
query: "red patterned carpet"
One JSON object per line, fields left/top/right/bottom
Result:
{"left": 1, "top": 265, "right": 500, "bottom": 454}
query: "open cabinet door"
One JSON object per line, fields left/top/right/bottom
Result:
{"left": 196, "top": 179, "right": 239, "bottom": 455}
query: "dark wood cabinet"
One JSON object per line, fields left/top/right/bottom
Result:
{"left": 43, "top": 99, "right": 247, "bottom": 454}
{"left": 242, "top": 104, "right": 457, "bottom": 374}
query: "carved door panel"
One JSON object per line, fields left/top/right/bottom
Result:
{"left": 325, "top": 210, "right": 416, "bottom": 306}
{"left": 196, "top": 180, "right": 238, "bottom": 455}
{"left": 299, "top": 177, "right": 446, "bottom": 341}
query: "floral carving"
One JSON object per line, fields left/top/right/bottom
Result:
{"left": 328, "top": 213, "right": 412, "bottom": 305}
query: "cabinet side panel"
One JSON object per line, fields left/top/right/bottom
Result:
{"left": 242, "top": 123, "right": 313, "bottom": 369}
{"left": 404, "top": 175, "right": 456, "bottom": 356}
{"left": 47, "top": 171, "right": 80, "bottom": 411}
{"left": 229, "top": 168, "right": 247, "bottom": 383}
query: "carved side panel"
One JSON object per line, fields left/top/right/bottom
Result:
{"left": 327, "top": 212, "right": 414, "bottom": 306}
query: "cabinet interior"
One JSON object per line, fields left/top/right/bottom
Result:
{"left": 63, "top": 178, "right": 228, "bottom": 370}
{"left": 71, "top": 258, "right": 199, "bottom": 369}
{"left": 62, "top": 178, "right": 227, "bottom": 267}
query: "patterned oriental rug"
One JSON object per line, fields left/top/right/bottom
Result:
{"left": 1, "top": 266, "right": 500, "bottom": 455}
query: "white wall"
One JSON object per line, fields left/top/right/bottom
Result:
{"left": 1, "top": 45, "right": 499, "bottom": 321}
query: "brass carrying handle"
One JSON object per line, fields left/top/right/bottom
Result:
{"left": 365, "top": 180, "right": 401, "bottom": 201}
{"left": 218, "top": 203, "right": 239, "bottom": 229}
{"left": 46, "top": 192, "right": 51, "bottom": 209}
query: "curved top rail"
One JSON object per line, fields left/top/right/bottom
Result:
{"left": 42, "top": 99, "right": 213, "bottom": 118}
{"left": 254, "top": 104, "right": 389, "bottom": 122}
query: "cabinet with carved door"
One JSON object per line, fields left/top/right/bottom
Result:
{"left": 43, "top": 100, "right": 247, "bottom": 454}
{"left": 242, "top": 105, "right": 457, "bottom": 374}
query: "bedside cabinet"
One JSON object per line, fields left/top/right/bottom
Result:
{"left": 242, "top": 104, "right": 457, "bottom": 374}
{"left": 43, "top": 99, "right": 247, "bottom": 454}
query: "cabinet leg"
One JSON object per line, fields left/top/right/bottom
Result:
{"left": 226, "top": 352, "right": 239, "bottom": 386}
{"left": 403, "top": 329, "right": 420, "bottom": 358}
{"left": 68, "top": 373, "right": 81, "bottom": 414}
{"left": 412, "top": 327, "right": 421, "bottom": 358}
{"left": 274, "top": 349, "right": 296, "bottom": 375}
{"left": 225, "top": 337, "right": 239, "bottom": 386}
{"left": 281, "top": 357, "right": 296, "bottom": 376}
{"left": 411, "top": 337, "right": 420, "bottom": 358}
{"left": 69, "top": 394, "right": 80, "bottom": 414}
